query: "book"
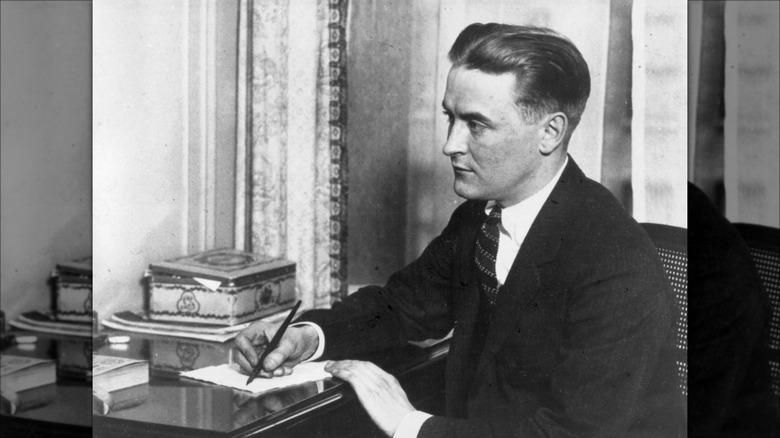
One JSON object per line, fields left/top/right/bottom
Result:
{"left": 93, "top": 382, "right": 149, "bottom": 415}
{"left": 0, "top": 355, "right": 57, "bottom": 393}
{"left": 1, "top": 382, "right": 57, "bottom": 415}
{"left": 92, "top": 355, "right": 149, "bottom": 393}
{"left": 1, "top": 383, "right": 56, "bottom": 415}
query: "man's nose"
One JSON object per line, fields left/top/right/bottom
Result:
{"left": 442, "top": 123, "right": 468, "bottom": 157}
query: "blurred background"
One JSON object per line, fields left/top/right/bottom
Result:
{"left": 688, "top": 1, "right": 779, "bottom": 227}
{"left": 1, "top": 1, "right": 92, "bottom": 321}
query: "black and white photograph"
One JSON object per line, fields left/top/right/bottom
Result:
{"left": 1, "top": 0, "right": 778, "bottom": 437}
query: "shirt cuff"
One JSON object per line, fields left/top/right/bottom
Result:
{"left": 393, "top": 411, "right": 433, "bottom": 438}
{"left": 290, "top": 321, "right": 325, "bottom": 362}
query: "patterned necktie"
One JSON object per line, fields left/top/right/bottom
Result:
{"left": 475, "top": 206, "right": 502, "bottom": 305}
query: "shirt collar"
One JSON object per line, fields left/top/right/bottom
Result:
{"left": 486, "top": 155, "right": 569, "bottom": 246}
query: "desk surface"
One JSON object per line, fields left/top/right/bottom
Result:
{"left": 92, "top": 332, "right": 448, "bottom": 438}
{"left": 0, "top": 332, "right": 92, "bottom": 438}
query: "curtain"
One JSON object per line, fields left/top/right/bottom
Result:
{"left": 689, "top": 1, "right": 780, "bottom": 228}
{"left": 235, "top": 0, "right": 348, "bottom": 309}
{"left": 630, "top": 0, "right": 688, "bottom": 227}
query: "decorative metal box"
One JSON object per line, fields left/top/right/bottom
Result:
{"left": 146, "top": 248, "right": 296, "bottom": 326}
{"left": 53, "top": 257, "right": 93, "bottom": 322}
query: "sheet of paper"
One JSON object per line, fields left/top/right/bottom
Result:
{"left": 180, "top": 361, "right": 331, "bottom": 394}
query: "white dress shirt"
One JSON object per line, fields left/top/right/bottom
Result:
{"left": 309, "top": 157, "right": 569, "bottom": 438}
{"left": 489, "top": 155, "right": 568, "bottom": 286}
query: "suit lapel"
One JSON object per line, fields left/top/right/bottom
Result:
{"left": 473, "top": 158, "right": 583, "bottom": 379}
{"left": 445, "top": 202, "right": 485, "bottom": 415}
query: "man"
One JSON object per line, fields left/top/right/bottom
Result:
{"left": 236, "top": 23, "right": 683, "bottom": 437}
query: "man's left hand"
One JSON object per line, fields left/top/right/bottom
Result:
{"left": 325, "top": 360, "right": 415, "bottom": 437}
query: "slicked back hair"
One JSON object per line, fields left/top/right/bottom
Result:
{"left": 449, "top": 23, "right": 591, "bottom": 145}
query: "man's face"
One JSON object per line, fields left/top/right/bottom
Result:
{"left": 442, "top": 66, "right": 548, "bottom": 207}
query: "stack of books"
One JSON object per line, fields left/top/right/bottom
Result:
{"left": 0, "top": 355, "right": 57, "bottom": 414}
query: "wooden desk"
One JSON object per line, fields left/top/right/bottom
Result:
{"left": 92, "top": 333, "right": 448, "bottom": 437}
{"left": 0, "top": 332, "right": 92, "bottom": 438}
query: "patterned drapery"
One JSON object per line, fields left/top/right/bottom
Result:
{"left": 236, "top": 0, "right": 348, "bottom": 309}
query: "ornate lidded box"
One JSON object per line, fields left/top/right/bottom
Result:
{"left": 52, "top": 256, "right": 93, "bottom": 322}
{"left": 146, "top": 248, "right": 296, "bottom": 326}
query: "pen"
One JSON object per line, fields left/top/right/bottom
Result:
{"left": 246, "top": 300, "right": 302, "bottom": 385}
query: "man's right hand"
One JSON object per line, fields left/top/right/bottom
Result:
{"left": 233, "top": 322, "right": 319, "bottom": 377}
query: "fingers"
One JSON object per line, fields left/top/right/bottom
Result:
{"left": 325, "top": 360, "right": 395, "bottom": 385}
{"left": 234, "top": 326, "right": 266, "bottom": 368}
{"left": 258, "top": 366, "right": 293, "bottom": 378}
{"left": 235, "top": 348, "right": 255, "bottom": 374}
{"left": 325, "top": 360, "right": 405, "bottom": 402}
{"left": 234, "top": 322, "right": 288, "bottom": 372}
{"left": 234, "top": 345, "right": 295, "bottom": 377}
{"left": 234, "top": 322, "right": 310, "bottom": 377}
{"left": 263, "top": 331, "right": 307, "bottom": 366}
{"left": 324, "top": 360, "right": 414, "bottom": 437}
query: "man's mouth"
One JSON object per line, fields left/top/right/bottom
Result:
{"left": 452, "top": 165, "right": 472, "bottom": 173}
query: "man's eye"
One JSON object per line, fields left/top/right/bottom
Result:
{"left": 468, "top": 121, "right": 485, "bottom": 133}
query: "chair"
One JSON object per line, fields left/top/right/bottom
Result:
{"left": 641, "top": 223, "right": 688, "bottom": 397}
{"left": 733, "top": 223, "right": 780, "bottom": 397}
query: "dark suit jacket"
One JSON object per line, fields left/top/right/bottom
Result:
{"left": 688, "top": 182, "right": 779, "bottom": 437}
{"left": 301, "top": 159, "right": 683, "bottom": 437}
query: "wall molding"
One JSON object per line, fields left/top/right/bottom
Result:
{"left": 186, "top": 0, "right": 219, "bottom": 253}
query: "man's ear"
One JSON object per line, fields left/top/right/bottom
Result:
{"left": 539, "top": 113, "right": 567, "bottom": 155}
